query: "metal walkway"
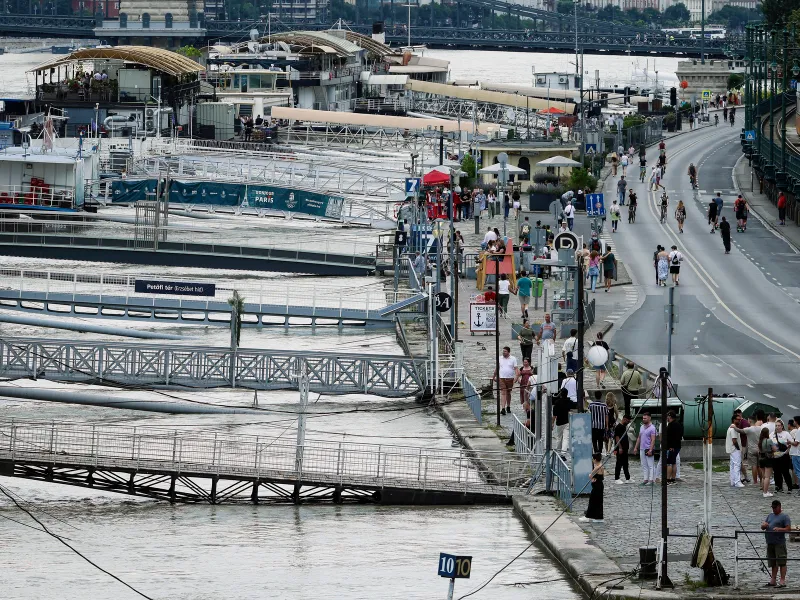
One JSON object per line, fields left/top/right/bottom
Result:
{"left": 0, "top": 422, "right": 529, "bottom": 504}
{"left": 0, "top": 337, "right": 428, "bottom": 397}
{"left": 0, "top": 269, "right": 414, "bottom": 329}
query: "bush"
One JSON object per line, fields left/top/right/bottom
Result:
{"left": 566, "top": 168, "right": 598, "bottom": 193}
{"left": 460, "top": 153, "right": 476, "bottom": 188}
{"left": 532, "top": 172, "right": 560, "bottom": 185}
{"left": 527, "top": 182, "right": 566, "bottom": 196}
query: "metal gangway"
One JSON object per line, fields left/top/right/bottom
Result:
{"left": 0, "top": 421, "right": 531, "bottom": 504}
{"left": 0, "top": 337, "right": 428, "bottom": 397}
{"left": 0, "top": 269, "right": 419, "bottom": 329}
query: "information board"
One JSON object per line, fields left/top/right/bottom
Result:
{"left": 470, "top": 303, "right": 496, "bottom": 334}
{"left": 134, "top": 279, "right": 216, "bottom": 297}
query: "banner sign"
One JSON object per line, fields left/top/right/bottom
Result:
{"left": 469, "top": 303, "right": 496, "bottom": 334}
{"left": 134, "top": 279, "right": 216, "bottom": 297}
{"left": 110, "top": 180, "right": 344, "bottom": 219}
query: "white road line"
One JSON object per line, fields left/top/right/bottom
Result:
{"left": 715, "top": 363, "right": 723, "bottom": 366}
{"left": 729, "top": 373, "right": 738, "bottom": 378}
{"left": 764, "top": 393, "right": 776, "bottom": 399}
{"left": 701, "top": 353, "right": 708, "bottom": 358}
{"left": 706, "top": 314, "right": 711, "bottom": 317}
{"left": 746, "top": 384, "right": 754, "bottom": 388}
{"left": 693, "top": 337, "right": 698, "bottom": 341}
{"left": 788, "top": 404, "right": 799, "bottom": 410}
{"left": 696, "top": 329, "right": 701, "bottom": 333}
{"left": 701, "top": 321, "right": 706, "bottom": 326}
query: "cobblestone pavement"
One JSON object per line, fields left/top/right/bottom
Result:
{"left": 567, "top": 456, "right": 800, "bottom": 593}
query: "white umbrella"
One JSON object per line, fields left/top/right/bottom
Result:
{"left": 426, "top": 164, "right": 467, "bottom": 177}
{"left": 477, "top": 163, "right": 527, "bottom": 175}
{"left": 536, "top": 156, "right": 582, "bottom": 168}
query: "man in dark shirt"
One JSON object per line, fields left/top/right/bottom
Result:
{"left": 614, "top": 414, "right": 632, "bottom": 483}
{"left": 665, "top": 411, "right": 684, "bottom": 485}
{"left": 552, "top": 388, "right": 571, "bottom": 454}
{"left": 588, "top": 391, "right": 608, "bottom": 453}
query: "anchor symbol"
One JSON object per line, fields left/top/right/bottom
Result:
{"left": 473, "top": 312, "right": 484, "bottom": 328}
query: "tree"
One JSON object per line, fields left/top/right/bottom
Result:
{"left": 708, "top": 5, "right": 763, "bottom": 30}
{"left": 728, "top": 73, "right": 745, "bottom": 90}
{"left": 762, "top": 0, "right": 800, "bottom": 29}
{"left": 557, "top": 0, "right": 574, "bottom": 15}
{"left": 663, "top": 3, "right": 690, "bottom": 24}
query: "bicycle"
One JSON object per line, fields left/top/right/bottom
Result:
{"left": 628, "top": 203, "right": 637, "bottom": 223}
{"left": 639, "top": 166, "right": 647, "bottom": 183}
{"left": 660, "top": 203, "right": 667, "bottom": 224}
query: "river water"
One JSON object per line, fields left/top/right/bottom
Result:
{"left": 0, "top": 48, "right": 590, "bottom": 600}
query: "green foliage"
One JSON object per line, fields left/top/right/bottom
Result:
{"left": 708, "top": 5, "right": 763, "bottom": 30}
{"left": 566, "top": 168, "right": 597, "bottom": 193}
{"left": 663, "top": 3, "right": 690, "bottom": 24}
{"left": 762, "top": 0, "right": 799, "bottom": 29}
{"left": 460, "top": 154, "right": 476, "bottom": 188}
{"left": 176, "top": 45, "right": 202, "bottom": 59}
{"left": 728, "top": 73, "right": 744, "bottom": 90}
{"left": 556, "top": 0, "right": 573, "bottom": 15}
{"left": 623, "top": 115, "right": 646, "bottom": 129}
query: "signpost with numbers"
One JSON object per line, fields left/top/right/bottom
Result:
{"left": 437, "top": 552, "right": 472, "bottom": 599}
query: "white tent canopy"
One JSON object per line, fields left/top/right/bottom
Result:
{"left": 478, "top": 163, "right": 527, "bottom": 175}
{"left": 536, "top": 156, "right": 582, "bottom": 168}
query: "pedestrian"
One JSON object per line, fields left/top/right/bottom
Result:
{"left": 579, "top": 453, "right": 606, "bottom": 523}
{"left": 761, "top": 427, "right": 777, "bottom": 498}
{"left": 562, "top": 328, "right": 579, "bottom": 374}
{"left": 652, "top": 245, "right": 662, "bottom": 285}
{"left": 762, "top": 500, "right": 791, "bottom": 587}
{"left": 619, "top": 361, "right": 641, "bottom": 415}
{"left": 714, "top": 192, "right": 724, "bottom": 220}
{"left": 587, "top": 391, "right": 607, "bottom": 453}
{"left": 610, "top": 200, "right": 621, "bottom": 232}
{"left": 664, "top": 410, "right": 683, "bottom": 485}
{"left": 536, "top": 312, "right": 558, "bottom": 350}
{"left": 734, "top": 410, "right": 765, "bottom": 486}
{"left": 604, "top": 392, "right": 618, "bottom": 454}
{"left": 519, "top": 358, "right": 534, "bottom": 406}
{"left": 610, "top": 152, "right": 618, "bottom": 176}
{"left": 560, "top": 368, "right": 578, "bottom": 408}
{"left": 516, "top": 270, "right": 532, "bottom": 319}
{"left": 576, "top": 188, "right": 586, "bottom": 211}
{"left": 563, "top": 200, "right": 575, "bottom": 231}
{"left": 588, "top": 250, "right": 601, "bottom": 292}
{"left": 778, "top": 191, "right": 787, "bottom": 226}
{"left": 497, "top": 273, "right": 511, "bottom": 316}
{"left": 734, "top": 409, "right": 752, "bottom": 483}
{"left": 591, "top": 331, "right": 610, "bottom": 388}
{"left": 633, "top": 411, "right": 656, "bottom": 485}
{"left": 617, "top": 176, "right": 627, "bottom": 205}
{"left": 602, "top": 245, "right": 616, "bottom": 292}
{"left": 517, "top": 318, "right": 535, "bottom": 363}
{"left": 552, "top": 387, "right": 572, "bottom": 453}
{"left": 674, "top": 200, "right": 686, "bottom": 234}
{"left": 726, "top": 415, "right": 745, "bottom": 488}
{"left": 723, "top": 105, "right": 728, "bottom": 122}
{"left": 492, "top": 346, "right": 519, "bottom": 416}
{"left": 657, "top": 246, "right": 669, "bottom": 287}
{"left": 773, "top": 419, "right": 795, "bottom": 493}
{"left": 481, "top": 225, "right": 497, "bottom": 249}
{"left": 620, "top": 152, "right": 629, "bottom": 177}
{"left": 668, "top": 245, "right": 682, "bottom": 286}
{"left": 720, "top": 216, "right": 731, "bottom": 254}
{"left": 614, "top": 413, "right": 633, "bottom": 484}
{"left": 512, "top": 190, "right": 521, "bottom": 218}
{"left": 649, "top": 166, "right": 659, "bottom": 191}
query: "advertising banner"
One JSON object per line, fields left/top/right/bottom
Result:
{"left": 110, "top": 179, "right": 158, "bottom": 203}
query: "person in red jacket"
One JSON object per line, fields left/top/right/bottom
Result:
{"left": 778, "top": 192, "right": 787, "bottom": 226}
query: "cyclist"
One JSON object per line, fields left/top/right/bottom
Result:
{"left": 659, "top": 191, "right": 669, "bottom": 224}
{"left": 658, "top": 152, "right": 667, "bottom": 175}
{"left": 628, "top": 189, "right": 638, "bottom": 223}
{"left": 639, "top": 155, "right": 647, "bottom": 182}
{"left": 688, "top": 163, "right": 698, "bottom": 189}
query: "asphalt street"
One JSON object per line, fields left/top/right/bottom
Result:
{"left": 604, "top": 118, "right": 800, "bottom": 416}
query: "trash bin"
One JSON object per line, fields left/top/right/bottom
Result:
{"left": 639, "top": 547, "right": 658, "bottom": 580}
{"left": 532, "top": 278, "right": 544, "bottom": 298}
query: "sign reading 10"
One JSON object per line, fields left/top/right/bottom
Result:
{"left": 438, "top": 553, "right": 472, "bottom": 579}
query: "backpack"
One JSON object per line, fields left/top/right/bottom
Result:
{"left": 671, "top": 252, "right": 681, "bottom": 265}
{"left": 521, "top": 224, "right": 531, "bottom": 236}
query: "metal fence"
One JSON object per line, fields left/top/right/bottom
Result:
{"left": 0, "top": 421, "right": 532, "bottom": 497}
{"left": 461, "top": 374, "right": 483, "bottom": 424}
{"left": 549, "top": 450, "right": 573, "bottom": 508}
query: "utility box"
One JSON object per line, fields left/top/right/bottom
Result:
{"left": 196, "top": 102, "right": 235, "bottom": 140}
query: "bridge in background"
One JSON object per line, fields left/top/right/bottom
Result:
{"left": 0, "top": 15, "right": 736, "bottom": 57}
{"left": 0, "top": 421, "right": 529, "bottom": 504}
{"left": 0, "top": 337, "right": 427, "bottom": 396}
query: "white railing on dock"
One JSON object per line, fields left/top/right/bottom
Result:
{"left": 0, "top": 183, "right": 75, "bottom": 207}
{"left": 0, "top": 421, "right": 532, "bottom": 497}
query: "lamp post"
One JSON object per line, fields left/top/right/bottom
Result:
{"left": 770, "top": 31, "right": 777, "bottom": 174}
{"left": 781, "top": 28, "right": 789, "bottom": 182}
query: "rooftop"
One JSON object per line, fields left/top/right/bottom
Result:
{"left": 29, "top": 46, "right": 205, "bottom": 78}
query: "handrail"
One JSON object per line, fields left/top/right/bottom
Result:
{"left": 550, "top": 450, "right": 572, "bottom": 508}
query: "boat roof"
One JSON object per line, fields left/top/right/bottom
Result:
{"left": 29, "top": 46, "right": 205, "bottom": 77}
{"left": 266, "top": 31, "right": 364, "bottom": 58}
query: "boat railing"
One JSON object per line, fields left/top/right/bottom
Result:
{"left": 0, "top": 183, "right": 75, "bottom": 208}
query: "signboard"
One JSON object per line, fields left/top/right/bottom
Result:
{"left": 405, "top": 177, "right": 421, "bottom": 195}
{"left": 586, "top": 193, "right": 605, "bottom": 216}
{"left": 437, "top": 553, "right": 472, "bottom": 579}
{"left": 701, "top": 89, "right": 711, "bottom": 101}
{"left": 434, "top": 292, "right": 453, "bottom": 312}
{"left": 744, "top": 130, "right": 756, "bottom": 141}
{"left": 585, "top": 143, "right": 597, "bottom": 154}
{"left": 469, "top": 303, "right": 496, "bottom": 334}
{"left": 554, "top": 231, "right": 579, "bottom": 251}
{"left": 134, "top": 279, "right": 215, "bottom": 297}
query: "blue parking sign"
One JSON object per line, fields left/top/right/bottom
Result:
{"left": 405, "top": 178, "right": 421, "bottom": 195}
{"left": 586, "top": 193, "right": 605, "bottom": 216}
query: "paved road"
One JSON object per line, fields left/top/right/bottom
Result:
{"left": 604, "top": 119, "right": 800, "bottom": 416}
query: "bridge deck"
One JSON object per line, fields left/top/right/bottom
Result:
{"left": 0, "top": 422, "right": 530, "bottom": 504}
{"left": 0, "top": 337, "right": 428, "bottom": 397}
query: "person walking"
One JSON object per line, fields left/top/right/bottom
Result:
{"left": 560, "top": 368, "right": 578, "bottom": 408}
{"left": 714, "top": 192, "right": 724, "bottom": 222}
{"left": 587, "top": 391, "right": 608, "bottom": 453}
{"left": 562, "top": 199, "right": 575, "bottom": 231}
{"left": 708, "top": 199, "right": 719, "bottom": 233}
{"left": 665, "top": 410, "right": 683, "bottom": 485}
{"left": 614, "top": 414, "right": 633, "bottom": 484}
{"left": 773, "top": 419, "right": 795, "bottom": 494}
{"left": 536, "top": 312, "right": 558, "bottom": 350}
{"left": 726, "top": 416, "right": 745, "bottom": 488}
{"left": 579, "top": 453, "right": 606, "bottom": 523}
{"left": 516, "top": 271, "right": 532, "bottom": 319}
{"left": 761, "top": 427, "right": 778, "bottom": 498}
{"left": 562, "top": 328, "right": 579, "bottom": 374}
{"left": 588, "top": 251, "right": 601, "bottom": 292}
{"left": 519, "top": 358, "right": 534, "bottom": 406}
{"left": 610, "top": 152, "right": 618, "bottom": 176}
{"left": 497, "top": 273, "right": 511, "bottom": 316}
{"left": 657, "top": 246, "right": 670, "bottom": 287}
{"left": 720, "top": 216, "right": 732, "bottom": 254}
{"left": 604, "top": 392, "right": 618, "bottom": 454}
{"left": 653, "top": 245, "right": 663, "bottom": 285}
{"left": 602, "top": 246, "right": 616, "bottom": 292}
{"left": 734, "top": 411, "right": 765, "bottom": 486}
{"left": 762, "top": 500, "right": 791, "bottom": 587}
{"left": 517, "top": 319, "right": 535, "bottom": 364}
{"left": 492, "top": 346, "right": 519, "bottom": 416}
{"left": 591, "top": 332, "right": 610, "bottom": 388}
{"left": 634, "top": 411, "right": 656, "bottom": 485}
{"left": 620, "top": 152, "right": 629, "bottom": 178}
{"left": 552, "top": 388, "right": 571, "bottom": 453}
{"left": 619, "top": 362, "right": 642, "bottom": 415}
{"left": 610, "top": 200, "right": 621, "bottom": 232}
{"left": 668, "top": 245, "right": 683, "bottom": 286}
{"left": 674, "top": 200, "right": 686, "bottom": 234}
{"left": 617, "top": 176, "right": 627, "bottom": 205}
{"left": 778, "top": 191, "right": 787, "bottom": 226}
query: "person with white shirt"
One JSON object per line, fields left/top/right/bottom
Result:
{"left": 482, "top": 226, "right": 497, "bottom": 249}
{"left": 562, "top": 329, "right": 578, "bottom": 373}
{"left": 790, "top": 417, "right": 800, "bottom": 493}
{"left": 563, "top": 200, "right": 576, "bottom": 231}
{"left": 560, "top": 368, "right": 578, "bottom": 407}
{"left": 497, "top": 274, "right": 512, "bottom": 316}
{"left": 492, "top": 346, "right": 519, "bottom": 416}
{"left": 726, "top": 416, "right": 745, "bottom": 488}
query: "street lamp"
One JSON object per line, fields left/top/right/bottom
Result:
{"left": 792, "top": 62, "right": 800, "bottom": 78}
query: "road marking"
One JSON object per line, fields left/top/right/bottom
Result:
{"left": 696, "top": 330, "right": 701, "bottom": 333}
{"left": 715, "top": 363, "right": 723, "bottom": 366}
{"left": 729, "top": 372, "right": 738, "bottom": 378}
{"left": 789, "top": 404, "right": 799, "bottom": 410}
{"left": 693, "top": 337, "right": 698, "bottom": 341}
{"left": 764, "top": 393, "right": 776, "bottom": 399}
{"left": 746, "top": 384, "right": 754, "bottom": 388}
{"left": 701, "top": 321, "right": 706, "bottom": 326}
{"left": 700, "top": 353, "right": 707, "bottom": 357}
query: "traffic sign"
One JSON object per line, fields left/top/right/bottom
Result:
{"left": 585, "top": 143, "right": 597, "bottom": 154}
{"left": 701, "top": 89, "right": 711, "bottom": 101}
{"left": 554, "top": 231, "right": 579, "bottom": 251}
{"left": 434, "top": 292, "right": 453, "bottom": 312}
{"left": 438, "top": 553, "right": 472, "bottom": 579}
{"left": 586, "top": 193, "right": 605, "bottom": 216}
{"left": 744, "top": 130, "right": 756, "bottom": 141}
{"left": 405, "top": 178, "right": 421, "bottom": 195}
